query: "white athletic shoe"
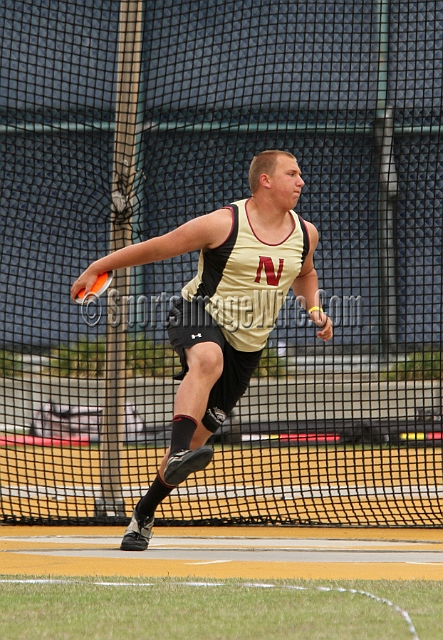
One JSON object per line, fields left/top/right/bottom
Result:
{"left": 120, "top": 510, "right": 154, "bottom": 551}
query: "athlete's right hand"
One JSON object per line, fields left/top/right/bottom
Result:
{"left": 70, "top": 268, "right": 100, "bottom": 301}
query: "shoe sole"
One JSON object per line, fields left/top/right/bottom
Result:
{"left": 120, "top": 539, "right": 149, "bottom": 551}
{"left": 164, "top": 447, "right": 214, "bottom": 485}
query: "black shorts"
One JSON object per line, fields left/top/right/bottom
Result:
{"left": 167, "top": 297, "right": 262, "bottom": 433}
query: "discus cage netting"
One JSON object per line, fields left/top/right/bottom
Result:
{"left": 0, "top": 0, "right": 442, "bottom": 526}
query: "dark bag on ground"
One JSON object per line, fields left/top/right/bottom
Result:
{"left": 30, "top": 402, "right": 146, "bottom": 442}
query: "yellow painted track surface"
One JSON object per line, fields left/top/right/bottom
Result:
{"left": 2, "top": 444, "right": 443, "bottom": 581}
{"left": 1, "top": 445, "right": 442, "bottom": 526}
{"left": 1, "top": 525, "right": 443, "bottom": 581}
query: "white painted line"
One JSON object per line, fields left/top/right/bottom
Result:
{"left": 2, "top": 535, "right": 427, "bottom": 550}
{"left": 0, "top": 579, "right": 419, "bottom": 639}
{"left": 184, "top": 560, "right": 231, "bottom": 565}
{"left": 91, "top": 582, "right": 155, "bottom": 587}
{"left": 0, "top": 482, "right": 441, "bottom": 501}
{"left": 176, "top": 582, "right": 225, "bottom": 586}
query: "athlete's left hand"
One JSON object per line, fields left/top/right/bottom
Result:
{"left": 310, "top": 311, "right": 333, "bottom": 342}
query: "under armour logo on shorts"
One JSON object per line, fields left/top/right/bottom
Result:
{"left": 191, "top": 333, "right": 202, "bottom": 339}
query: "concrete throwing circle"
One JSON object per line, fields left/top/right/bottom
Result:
{"left": 1, "top": 526, "right": 443, "bottom": 580}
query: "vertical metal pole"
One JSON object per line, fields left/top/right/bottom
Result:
{"left": 95, "top": 0, "right": 145, "bottom": 519}
{"left": 374, "top": 108, "right": 398, "bottom": 352}
{"left": 375, "top": 0, "right": 389, "bottom": 117}
{"left": 373, "top": 0, "right": 398, "bottom": 353}
{"left": 131, "top": 38, "right": 149, "bottom": 302}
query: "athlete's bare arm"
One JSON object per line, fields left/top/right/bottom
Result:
{"left": 70, "top": 208, "right": 233, "bottom": 300}
{"left": 291, "top": 221, "right": 333, "bottom": 342}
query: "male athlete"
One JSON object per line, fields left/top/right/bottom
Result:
{"left": 71, "top": 150, "right": 333, "bottom": 550}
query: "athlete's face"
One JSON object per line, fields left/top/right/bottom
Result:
{"left": 269, "top": 156, "right": 305, "bottom": 209}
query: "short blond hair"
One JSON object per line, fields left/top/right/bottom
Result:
{"left": 248, "top": 150, "right": 296, "bottom": 193}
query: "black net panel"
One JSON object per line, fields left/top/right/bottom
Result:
{"left": 0, "top": 0, "right": 442, "bottom": 526}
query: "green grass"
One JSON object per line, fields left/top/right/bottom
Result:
{"left": 252, "top": 345, "right": 288, "bottom": 378}
{"left": 0, "top": 577, "right": 441, "bottom": 639}
{"left": 41, "top": 338, "right": 287, "bottom": 378}
{"left": 43, "top": 336, "right": 180, "bottom": 378}
{"left": 383, "top": 349, "right": 443, "bottom": 381}
{"left": 0, "top": 349, "right": 22, "bottom": 378}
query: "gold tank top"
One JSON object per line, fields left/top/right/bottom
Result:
{"left": 182, "top": 198, "right": 309, "bottom": 351}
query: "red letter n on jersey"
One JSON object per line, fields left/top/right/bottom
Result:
{"left": 254, "top": 256, "right": 284, "bottom": 286}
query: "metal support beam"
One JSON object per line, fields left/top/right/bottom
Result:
{"left": 94, "top": 0, "right": 145, "bottom": 520}
{"left": 373, "top": 0, "right": 398, "bottom": 354}
{"left": 374, "top": 108, "right": 398, "bottom": 353}
{"left": 374, "top": 0, "right": 390, "bottom": 118}
{"left": 2, "top": 119, "right": 442, "bottom": 137}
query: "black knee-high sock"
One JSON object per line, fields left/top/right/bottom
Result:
{"left": 136, "top": 474, "right": 175, "bottom": 520}
{"left": 135, "top": 415, "right": 198, "bottom": 520}
{"left": 169, "top": 414, "right": 198, "bottom": 455}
